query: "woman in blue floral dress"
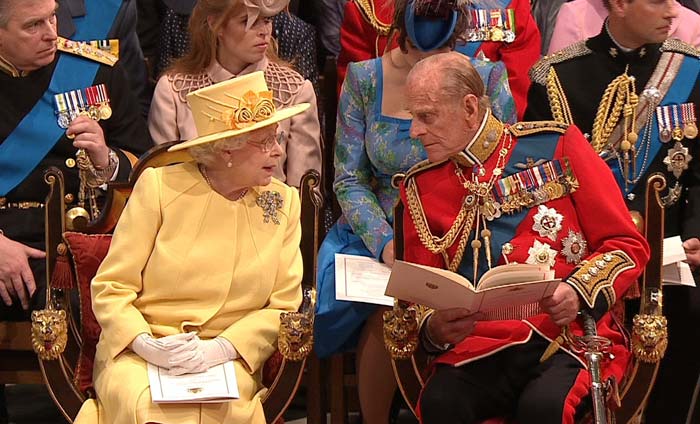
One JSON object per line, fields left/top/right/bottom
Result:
{"left": 315, "top": 0, "right": 517, "bottom": 422}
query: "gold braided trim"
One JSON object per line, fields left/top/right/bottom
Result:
{"left": 661, "top": 38, "right": 700, "bottom": 58}
{"left": 403, "top": 158, "right": 445, "bottom": 181}
{"left": 0, "top": 53, "right": 25, "bottom": 77}
{"left": 405, "top": 170, "right": 477, "bottom": 272}
{"left": 567, "top": 250, "right": 635, "bottom": 309}
{"left": 602, "top": 51, "right": 683, "bottom": 153}
{"left": 590, "top": 71, "right": 637, "bottom": 154}
{"left": 508, "top": 120, "right": 569, "bottom": 137}
{"left": 469, "top": 112, "right": 504, "bottom": 163}
{"left": 354, "top": 0, "right": 392, "bottom": 36}
{"left": 529, "top": 41, "right": 592, "bottom": 85}
{"left": 545, "top": 68, "right": 574, "bottom": 125}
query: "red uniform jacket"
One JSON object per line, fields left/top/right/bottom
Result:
{"left": 399, "top": 116, "right": 649, "bottom": 419}
{"left": 337, "top": 0, "right": 541, "bottom": 119}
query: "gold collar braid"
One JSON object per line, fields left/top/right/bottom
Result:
{"left": 0, "top": 54, "right": 27, "bottom": 77}
{"left": 355, "top": 0, "right": 392, "bottom": 36}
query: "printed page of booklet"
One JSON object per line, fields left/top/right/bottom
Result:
{"left": 335, "top": 253, "right": 394, "bottom": 306}
{"left": 148, "top": 361, "right": 239, "bottom": 403}
{"left": 662, "top": 236, "right": 695, "bottom": 287}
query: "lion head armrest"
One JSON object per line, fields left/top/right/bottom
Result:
{"left": 383, "top": 301, "right": 432, "bottom": 360}
{"left": 278, "top": 287, "right": 315, "bottom": 362}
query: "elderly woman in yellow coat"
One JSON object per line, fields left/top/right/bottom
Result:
{"left": 74, "top": 71, "right": 310, "bottom": 424}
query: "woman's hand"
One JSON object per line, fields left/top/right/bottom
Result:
{"left": 381, "top": 240, "right": 395, "bottom": 266}
{"left": 130, "top": 332, "right": 200, "bottom": 369}
{"left": 168, "top": 337, "right": 238, "bottom": 376}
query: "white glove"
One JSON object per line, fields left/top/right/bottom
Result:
{"left": 168, "top": 337, "right": 238, "bottom": 376}
{"left": 130, "top": 332, "right": 199, "bottom": 369}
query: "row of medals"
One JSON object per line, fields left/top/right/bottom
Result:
{"left": 55, "top": 86, "right": 112, "bottom": 130}
{"left": 657, "top": 103, "right": 695, "bottom": 179}
{"left": 466, "top": 9, "right": 516, "bottom": 43}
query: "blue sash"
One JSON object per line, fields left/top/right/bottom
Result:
{"left": 458, "top": 131, "right": 561, "bottom": 284}
{"left": 609, "top": 55, "right": 700, "bottom": 194}
{"left": 0, "top": 0, "right": 122, "bottom": 196}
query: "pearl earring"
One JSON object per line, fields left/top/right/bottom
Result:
{"left": 227, "top": 161, "right": 233, "bottom": 168}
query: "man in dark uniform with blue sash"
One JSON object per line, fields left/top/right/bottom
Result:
{"left": 525, "top": 0, "right": 700, "bottom": 421}
{"left": 397, "top": 52, "right": 649, "bottom": 424}
{"left": 0, "top": 0, "right": 150, "bottom": 419}
{"left": 0, "top": 0, "right": 152, "bottom": 422}
{"left": 0, "top": 0, "right": 151, "bottom": 318}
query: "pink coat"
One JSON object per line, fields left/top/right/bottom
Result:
{"left": 148, "top": 58, "right": 321, "bottom": 187}
{"left": 548, "top": 0, "right": 700, "bottom": 54}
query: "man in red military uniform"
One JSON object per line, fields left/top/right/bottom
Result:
{"left": 398, "top": 52, "right": 649, "bottom": 423}
{"left": 337, "top": 0, "right": 541, "bottom": 119}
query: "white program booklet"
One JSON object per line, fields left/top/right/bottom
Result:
{"left": 148, "top": 362, "right": 240, "bottom": 403}
{"left": 662, "top": 236, "right": 696, "bottom": 287}
{"left": 334, "top": 253, "right": 394, "bottom": 306}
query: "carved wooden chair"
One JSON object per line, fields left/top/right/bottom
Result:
{"left": 383, "top": 173, "right": 669, "bottom": 424}
{"left": 33, "top": 142, "right": 321, "bottom": 423}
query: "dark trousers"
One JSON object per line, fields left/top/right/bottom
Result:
{"left": 419, "top": 335, "right": 585, "bottom": 424}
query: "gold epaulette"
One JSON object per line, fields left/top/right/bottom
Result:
{"left": 529, "top": 41, "right": 592, "bottom": 85}
{"left": 354, "top": 0, "right": 392, "bottom": 36}
{"left": 57, "top": 37, "right": 118, "bottom": 67}
{"left": 402, "top": 158, "right": 447, "bottom": 182}
{"left": 508, "top": 121, "right": 569, "bottom": 137}
{"left": 660, "top": 38, "right": 700, "bottom": 58}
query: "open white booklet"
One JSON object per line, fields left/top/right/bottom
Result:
{"left": 662, "top": 236, "right": 696, "bottom": 287}
{"left": 385, "top": 260, "right": 560, "bottom": 318}
{"left": 334, "top": 253, "right": 394, "bottom": 306}
{"left": 148, "top": 362, "right": 239, "bottom": 403}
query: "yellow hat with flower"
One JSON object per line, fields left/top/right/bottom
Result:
{"left": 168, "top": 71, "right": 310, "bottom": 152}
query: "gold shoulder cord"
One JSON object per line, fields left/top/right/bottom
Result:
{"left": 354, "top": 0, "right": 392, "bottom": 36}
{"left": 545, "top": 68, "right": 574, "bottom": 125}
{"left": 590, "top": 68, "right": 638, "bottom": 154}
{"left": 405, "top": 172, "right": 477, "bottom": 272}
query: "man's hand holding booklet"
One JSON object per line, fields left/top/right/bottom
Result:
{"left": 385, "top": 261, "right": 561, "bottom": 320}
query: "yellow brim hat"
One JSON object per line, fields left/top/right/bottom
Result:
{"left": 168, "top": 71, "right": 310, "bottom": 152}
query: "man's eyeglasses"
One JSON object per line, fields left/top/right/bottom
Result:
{"left": 247, "top": 131, "right": 284, "bottom": 152}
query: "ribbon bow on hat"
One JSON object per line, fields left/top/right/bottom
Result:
{"left": 243, "top": 0, "right": 289, "bottom": 30}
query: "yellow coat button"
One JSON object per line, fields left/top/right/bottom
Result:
{"left": 65, "top": 158, "right": 76, "bottom": 168}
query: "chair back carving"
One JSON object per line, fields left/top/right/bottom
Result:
{"left": 385, "top": 173, "right": 669, "bottom": 423}
{"left": 38, "top": 144, "right": 320, "bottom": 423}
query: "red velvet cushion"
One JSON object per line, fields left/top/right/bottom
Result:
{"left": 63, "top": 232, "right": 112, "bottom": 395}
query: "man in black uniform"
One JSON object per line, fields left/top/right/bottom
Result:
{"left": 525, "top": 0, "right": 700, "bottom": 421}
{"left": 0, "top": 0, "right": 151, "bottom": 318}
{"left": 0, "top": 0, "right": 151, "bottom": 419}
